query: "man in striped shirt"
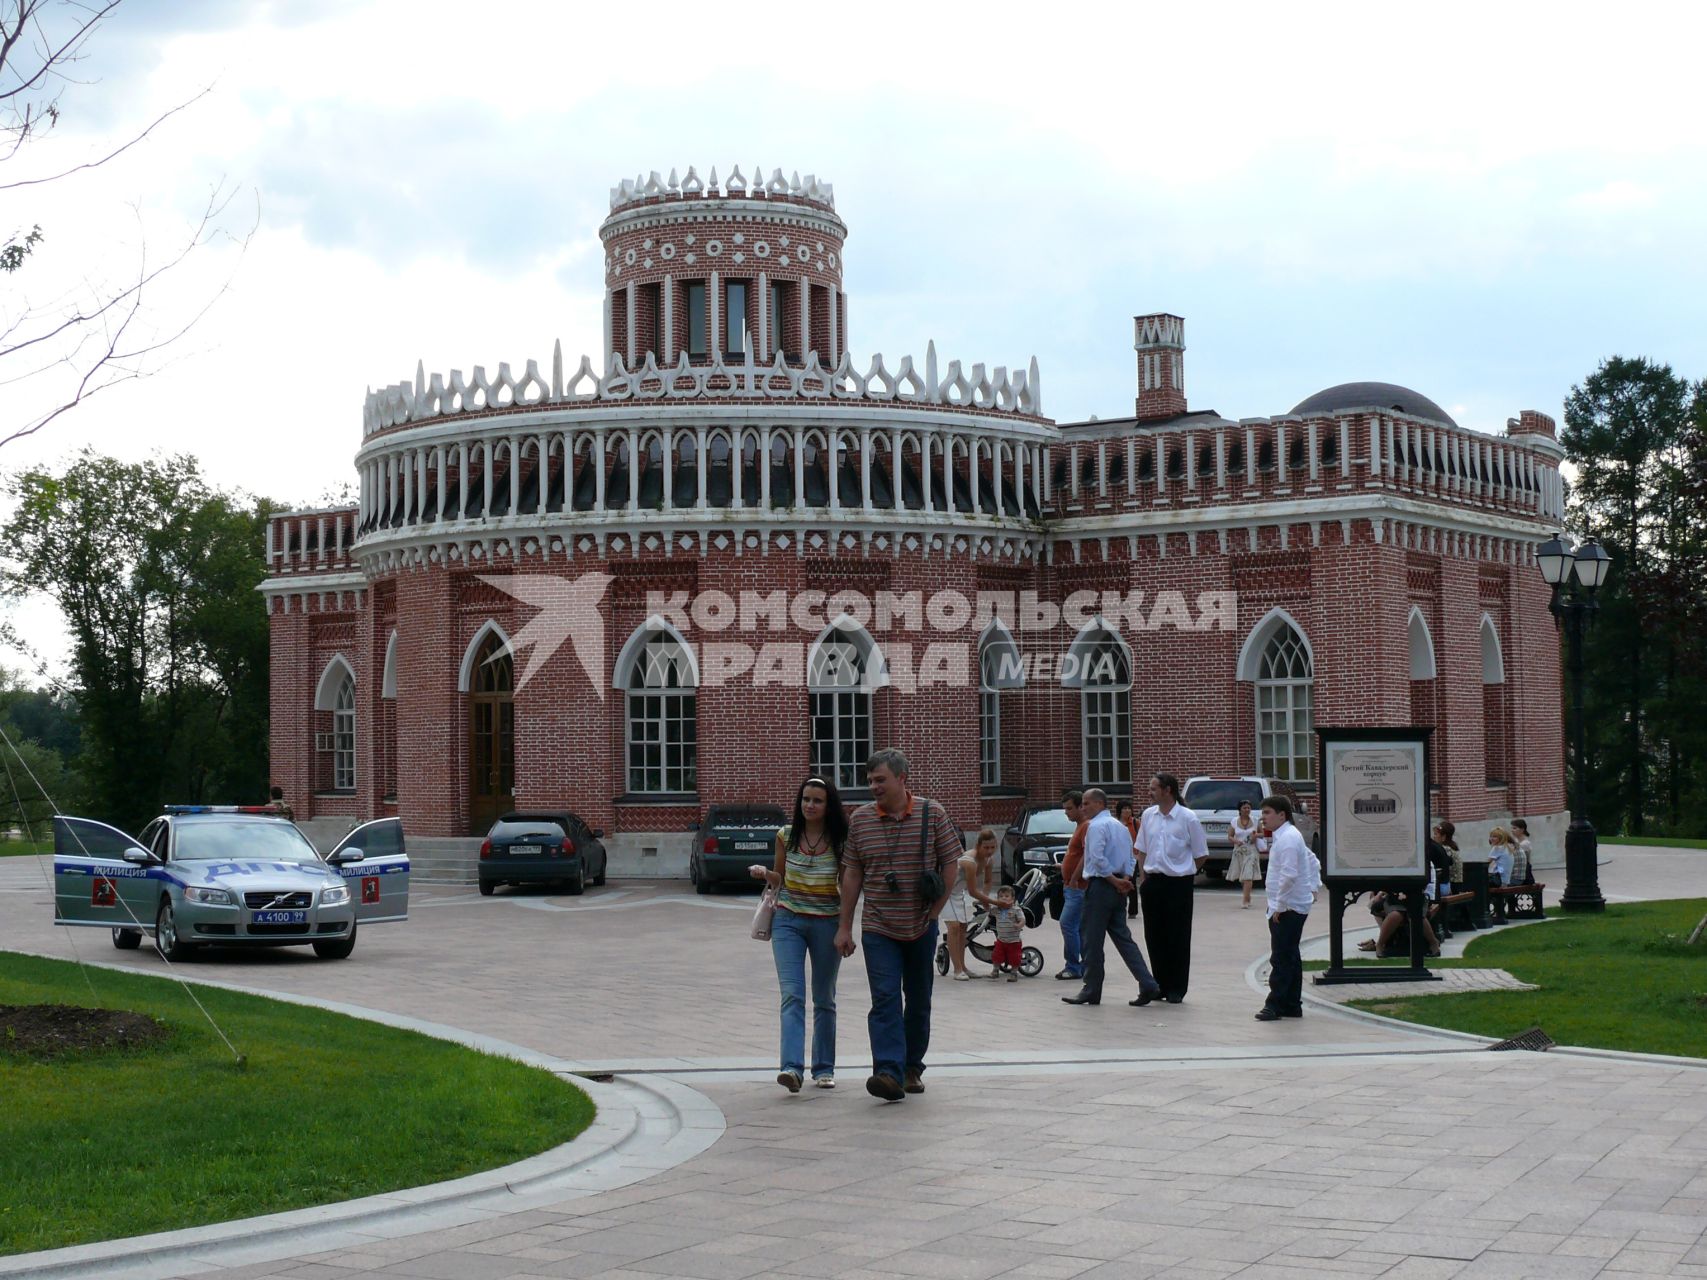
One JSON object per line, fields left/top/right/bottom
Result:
{"left": 835, "top": 748, "right": 965, "bottom": 1102}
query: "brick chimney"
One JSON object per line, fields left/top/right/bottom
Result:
{"left": 1134, "top": 313, "right": 1186, "bottom": 421}
{"left": 1505, "top": 409, "right": 1557, "bottom": 440}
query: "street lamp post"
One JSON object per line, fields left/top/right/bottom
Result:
{"left": 1536, "top": 532, "right": 1611, "bottom": 912}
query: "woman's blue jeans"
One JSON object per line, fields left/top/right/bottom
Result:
{"left": 771, "top": 907, "right": 841, "bottom": 1078}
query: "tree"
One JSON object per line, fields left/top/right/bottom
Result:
{"left": 1563, "top": 358, "right": 1706, "bottom": 836}
{"left": 2, "top": 0, "right": 248, "bottom": 448}
{"left": 0, "top": 451, "right": 274, "bottom": 829}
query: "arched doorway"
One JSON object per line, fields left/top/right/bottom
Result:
{"left": 467, "top": 631, "right": 514, "bottom": 833}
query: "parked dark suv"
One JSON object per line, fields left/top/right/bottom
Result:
{"left": 1000, "top": 804, "right": 1079, "bottom": 916}
{"left": 478, "top": 812, "right": 607, "bottom": 896}
{"left": 691, "top": 804, "right": 788, "bottom": 893}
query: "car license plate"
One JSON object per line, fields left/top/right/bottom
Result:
{"left": 253, "top": 910, "right": 307, "bottom": 924}
{"left": 734, "top": 841, "right": 767, "bottom": 850}
{"left": 1205, "top": 822, "right": 1227, "bottom": 833}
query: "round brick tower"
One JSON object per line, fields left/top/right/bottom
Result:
{"left": 601, "top": 166, "right": 848, "bottom": 374}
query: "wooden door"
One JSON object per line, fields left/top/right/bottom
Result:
{"left": 467, "top": 633, "right": 514, "bottom": 834}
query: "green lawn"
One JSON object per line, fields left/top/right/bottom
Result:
{"left": 1604, "top": 836, "right": 1707, "bottom": 850}
{"left": 0, "top": 952, "right": 594, "bottom": 1256}
{"left": 1331, "top": 899, "right": 1707, "bottom": 1059}
{"left": 0, "top": 838, "right": 48, "bottom": 857}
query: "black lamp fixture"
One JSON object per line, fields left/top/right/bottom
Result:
{"left": 1537, "top": 531, "right": 1611, "bottom": 912}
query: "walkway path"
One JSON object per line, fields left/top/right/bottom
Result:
{"left": 3, "top": 846, "right": 1705, "bottom": 1278}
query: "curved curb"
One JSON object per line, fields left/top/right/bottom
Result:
{"left": 1246, "top": 930, "right": 1707, "bottom": 1075}
{"left": 0, "top": 954, "right": 726, "bottom": 1280}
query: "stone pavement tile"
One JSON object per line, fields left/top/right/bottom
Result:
{"left": 1554, "top": 1236, "right": 1630, "bottom": 1260}
{"left": 1452, "top": 1253, "right": 1609, "bottom": 1278}
{"left": 1381, "top": 1261, "right": 1470, "bottom": 1279}
{"left": 1603, "top": 1243, "right": 1691, "bottom": 1273}
{"left": 1487, "top": 1230, "right": 1569, "bottom": 1253}
{"left": 617, "top": 1245, "right": 784, "bottom": 1280}
{"left": 378, "top": 1251, "right": 540, "bottom": 1279}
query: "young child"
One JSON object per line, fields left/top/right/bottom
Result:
{"left": 990, "top": 885, "right": 1026, "bottom": 982}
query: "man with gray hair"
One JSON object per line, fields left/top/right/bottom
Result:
{"left": 1062, "top": 788, "right": 1161, "bottom": 1008}
{"left": 835, "top": 748, "right": 965, "bottom": 1102}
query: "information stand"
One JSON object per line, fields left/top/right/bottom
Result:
{"left": 1312, "top": 725, "right": 1440, "bottom": 986}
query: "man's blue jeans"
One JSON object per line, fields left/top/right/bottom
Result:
{"left": 772, "top": 908, "right": 841, "bottom": 1078}
{"left": 862, "top": 922, "right": 938, "bottom": 1082}
{"left": 1059, "top": 886, "right": 1085, "bottom": 977}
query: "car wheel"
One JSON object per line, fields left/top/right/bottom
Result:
{"left": 1204, "top": 867, "right": 1227, "bottom": 881}
{"left": 694, "top": 862, "right": 712, "bottom": 895}
{"left": 567, "top": 870, "right": 586, "bottom": 896}
{"left": 112, "top": 927, "right": 142, "bottom": 951}
{"left": 594, "top": 857, "right": 607, "bottom": 887}
{"left": 154, "top": 899, "right": 194, "bottom": 961}
{"left": 478, "top": 880, "right": 495, "bottom": 896}
{"left": 313, "top": 921, "right": 357, "bottom": 960}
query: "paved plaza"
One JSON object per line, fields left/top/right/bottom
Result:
{"left": 3, "top": 847, "right": 1707, "bottom": 1279}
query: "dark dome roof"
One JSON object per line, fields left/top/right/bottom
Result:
{"left": 1289, "top": 381, "right": 1457, "bottom": 427}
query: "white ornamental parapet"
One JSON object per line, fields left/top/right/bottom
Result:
{"left": 608, "top": 165, "right": 834, "bottom": 211}
{"left": 362, "top": 341, "right": 1044, "bottom": 436}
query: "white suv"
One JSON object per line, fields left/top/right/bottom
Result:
{"left": 1180, "top": 776, "right": 1317, "bottom": 880}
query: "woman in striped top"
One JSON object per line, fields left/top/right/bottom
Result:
{"left": 751, "top": 777, "right": 849, "bottom": 1093}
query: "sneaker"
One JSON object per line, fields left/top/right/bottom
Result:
{"left": 903, "top": 1070, "right": 925, "bottom": 1094}
{"left": 865, "top": 1073, "right": 905, "bottom": 1101}
{"left": 989, "top": 968, "right": 1003, "bottom": 979}
{"left": 952, "top": 971, "right": 971, "bottom": 981}
{"left": 777, "top": 1069, "right": 803, "bottom": 1093}
{"left": 814, "top": 1075, "right": 836, "bottom": 1089}
{"left": 1006, "top": 970, "right": 1018, "bottom": 982}
{"left": 1054, "top": 969, "right": 1082, "bottom": 981}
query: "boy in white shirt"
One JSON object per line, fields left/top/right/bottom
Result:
{"left": 1255, "top": 793, "right": 1319, "bottom": 1022}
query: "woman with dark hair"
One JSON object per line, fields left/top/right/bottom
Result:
{"left": 1116, "top": 799, "right": 1140, "bottom": 917}
{"left": 752, "top": 777, "right": 849, "bottom": 1092}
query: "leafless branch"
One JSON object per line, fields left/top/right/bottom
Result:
{"left": 0, "top": 183, "right": 258, "bottom": 450}
{"left": 0, "top": 0, "right": 253, "bottom": 448}
{"left": 0, "top": 85, "right": 210, "bottom": 190}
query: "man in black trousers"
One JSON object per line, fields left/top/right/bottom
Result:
{"left": 1061, "top": 789, "right": 1161, "bottom": 1008}
{"left": 1134, "top": 772, "right": 1208, "bottom": 1003}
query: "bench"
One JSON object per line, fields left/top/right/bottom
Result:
{"left": 1489, "top": 882, "right": 1546, "bottom": 920}
{"left": 1440, "top": 890, "right": 1477, "bottom": 935}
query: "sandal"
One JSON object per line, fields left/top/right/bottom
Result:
{"left": 1356, "top": 939, "right": 1377, "bottom": 952}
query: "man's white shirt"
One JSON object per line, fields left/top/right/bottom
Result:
{"left": 1082, "top": 810, "right": 1135, "bottom": 879}
{"left": 1136, "top": 803, "right": 1208, "bottom": 876}
{"left": 1264, "top": 821, "right": 1318, "bottom": 915}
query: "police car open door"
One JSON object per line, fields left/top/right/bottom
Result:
{"left": 328, "top": 818, "right": 410, "bottom": 923}
{"left": 53, "top": 815, "right": 158, "bottom": 931}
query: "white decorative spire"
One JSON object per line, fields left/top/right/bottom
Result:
{"left": 666, "top": 167, "right": 679, "bottom": 193}
{"left": 726, "top": 165, "right": 745, "bottom": 193}
{"left": 682, "top": 165, "right": 703, "bottom": 194}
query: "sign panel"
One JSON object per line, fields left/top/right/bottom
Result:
{"left": 1322, "top": 738, "right": 1428, "bottom": 878}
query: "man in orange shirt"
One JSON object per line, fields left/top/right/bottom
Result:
{"left": 1056, "top": 791, "right": 1087, "bottom": 980}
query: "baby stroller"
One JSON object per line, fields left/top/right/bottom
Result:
{"left": 934, "top": 867, "right": 1048, "bottom": 978}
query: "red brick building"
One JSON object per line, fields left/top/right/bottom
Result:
{"left": 263, "top": 165, "right": 1567, "bottom": 871}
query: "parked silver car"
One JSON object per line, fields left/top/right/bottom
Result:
{"left": 52, "top": 807, "right": 409, "bottom": 960}
{"left": 1181, "top": 776, "right": 1318, "bottom": 880}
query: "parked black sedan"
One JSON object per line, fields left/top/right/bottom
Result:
{"left": 1000, "top": 804, "right": 1079, "bottom": 917}
{"left": 691, "top": 804, "right": 788, "bottom": 893}
{"left": 478, "top": 811, "right": 608, "bottom": 896}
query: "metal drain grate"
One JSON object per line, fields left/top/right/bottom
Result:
{"left": 1490, "top": 1027, "right": 1556, "bottom": 1052}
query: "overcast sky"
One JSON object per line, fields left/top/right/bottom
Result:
{"left": 5, "top": 0, "right": 1705, "bottom": 676}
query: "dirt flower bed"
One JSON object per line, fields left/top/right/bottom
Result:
{"left": 0, "top": 1003, "right": 169, "bottom": 1058}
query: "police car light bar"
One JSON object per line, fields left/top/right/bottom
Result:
{"left": 162, "top": 805, "right": 280, "bottom": 815}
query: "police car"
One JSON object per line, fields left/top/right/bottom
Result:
{"left": 52, "top": 807, "right": 409, "bottom": 960}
